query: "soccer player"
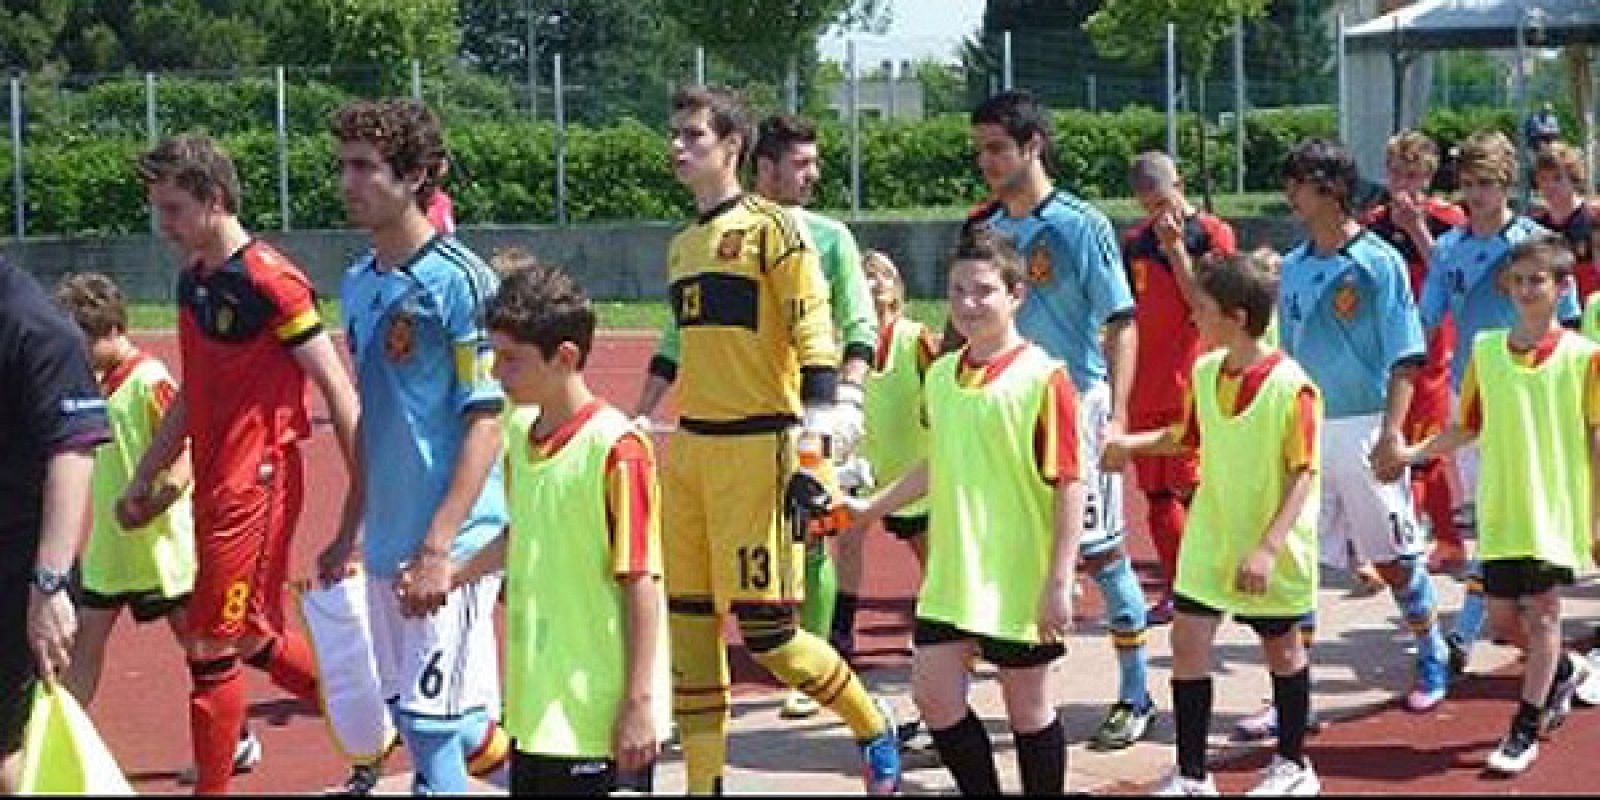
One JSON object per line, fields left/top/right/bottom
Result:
{"left": 320, "top": 99, "right": 510, "bottom": 795}
{"left": 1278, "top": 138, "right": 1451, "bottom": 714}
{"left": 1403, "top": 235, "right": 1598, "bottom": 774}
{"left": 1419, "top": 131, "right": 1581, "bottom": 678}
{"left": 1530, "top": 141, "right": 1599, "bottom": 301}
{"left": 849, "top": 228, "right": 1081, "bottom": 795}
{"left": 1360, "top": 131, "right": 1468, "bottom": 573}
{"left": 629, "top": 85, "right": 900, "bottom": 795}
{"left": 54, "top": 273, "right": 193, "bottom": 706}
{"left": 444, "top": 258, "right": 669, "bottom": 795}
{"left": 124, "top": 136, "right": 359, "bottom": 794}
{"left": 1107, "top": 253, "right": 1323, "bottom": 797}
{"left": 748, "top": 113, "right": 877, "bottom": 718}
{"left": 967, "top": 89, "right": 1153, "bottom": 751}
{"left": 1121, "top": 151, "right": 1237, "bottom": 625}
{"left": 0, "top": 257, "right": 109, "bottom": 794}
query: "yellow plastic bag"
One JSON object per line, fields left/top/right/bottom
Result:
{"left": 16, "top": 680, "right": 135, "bottom": 795}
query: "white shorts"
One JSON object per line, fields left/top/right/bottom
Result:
{"left": 367, "top": 573, "right": 501, "bottom": 718}
{"left": 1077, "top": 381, "right": 1126, "bottom": 556}
{"left": 1317, "top": 414, "right": 1424, "bottom": 569}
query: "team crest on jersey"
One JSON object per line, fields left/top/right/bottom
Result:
{"left": 385, "top": 311, "right": 417, "bottom": 362}
{"left": 1332, "top": 284, "right": 1360, "bottom": 320}
{"left": 215, "top": 306, "right": 235, "bottom": 335}
{"left": 1027, "top": 247, "right": 1053, "bottom": 284}
{"left": 717, "top": 230, "right": 745, "bottom": 260}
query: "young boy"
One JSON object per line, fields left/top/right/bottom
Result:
{"left": 0, "top": 256, "right": 109, "bottom": 793}
{"left": 1530, "top": 141, "right": 1599, "bottom": 300}
{"left": 1360, "top": 131, "right": 1468, "bottom": 572}
{"left": 1403, "top": 235, "right": 1598, "bottom": 773}
{"left": 446, "top": 258, "right": 668, "bottom": 795}
{"left": 1420, "top": 131, "right": 1582, "bottom": 678}
{"left": 125, "top": 136, "right": 361, "bottom": 794}
{"left": 1107, "top": 254, "right": 1323, "bottom": 796}
{"left": 53, "top": 273, "right": 193, "bottom": 706}
{"left": 321, "top": 99, "right": 510, "bottom": 795}
{"left": 1122, "top": 150, "right": 1237, "bottom": 624}
{"left": 849, "top": 228, "right": 1081, "bottom": 795}
{"left": 1278, "top": 138, "right": 1452, "bottom": 714}
{"left": 968, "top": 89, "right": 1154, "bottom": 751}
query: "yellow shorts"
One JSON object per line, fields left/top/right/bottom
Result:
{"left": 662, "top": 429, "right": 806, "bottom": 612}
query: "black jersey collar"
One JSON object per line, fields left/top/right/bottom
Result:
{"left": 697, "top": 193, "right": 745, "bottom": 225}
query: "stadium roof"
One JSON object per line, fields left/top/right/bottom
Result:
{"left": 1345, "top": 0, "right": 1600, "bottom": 52}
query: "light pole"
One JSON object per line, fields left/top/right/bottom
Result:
{"left": 526, "top": 4, "right": 566, "bottom": 118}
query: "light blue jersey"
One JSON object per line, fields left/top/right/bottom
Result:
{"left": 984, "top": 190, "right": 1134, "bottom": 391}
{"left": 1420, "top": 215, "right": 1580, "bottom": 388}
{"left": 1279, "top": 229, "right": 1425, "bottom": 419}
{"left": 341, "top": 235, "right": 508, "bottom": 578}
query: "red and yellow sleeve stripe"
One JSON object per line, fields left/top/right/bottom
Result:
{"left": 1034, "top": 367, "right": 1081, "bottom": 485}
{"left": 1459, "top": 358, "right": 1483, "bottom": 435}
{"left": 1585, "top": 351, "right": 1600, "bottom": 427}
{"left": 1282, "top": 385, "right": 1322, "bottom": 474}
{"left": 274, "top": 308, "right": 323, "bottom": 345}
{"left": 1171, "top": 387, "right": 1200, "bottom": 450}
{"left": 606, "top": 432, "right": 662, "bottom": 579}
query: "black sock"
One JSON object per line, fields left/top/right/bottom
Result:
{"left": 830, "top": 592, "right": 860, "bottom": 651}
{"left": 1013, "top": 714, "right": 1066, "bottom": 796}
{"left": 930, "top": 710, "right": 1000, "bottom": 795}
{"left": 1172, "top": 677, "right": 1214, "bottom": 781}
{"left": 1272, "top": 667, "right": 1312, "bottom": 765}
{"left": 1513, "top": 700, "right": 1542, "bottom": 735}
{"left": 1546, "top": 652, "right": 1574, "bottom": 703}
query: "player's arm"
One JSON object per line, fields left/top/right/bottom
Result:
{"left": 1371, "top": 258, "right": 1427, "bottom": 482}
{"left": 292, "top": 332, "right": 368, "bottom": 582}
{"left": 1104, "top": 315, "right": 1137, "bottom": 431}
{"left": 1406, "top": 355, "right": 1483, "bottom": 465}
{"left": 404, "top": 408, "right": 502, "bottom": 617}
{"left": 450, "top": 526, "right": 508, "bottom": 589}
{"left": 831, "top": 229, "right": 877, "bottom": 386}
{"left": 1037, "top": 365, "right": 1084, "bottom": 642}
{"left": 604, "top": 432, "right": 662, "bottom": 772}
{"left": 767, "top": 217, "right": 842, "bottom": 421}
{"left": 616, "top": 572, "right": 662, "bottom": 772}
{"left": 635, "top": 316, "right": 680, "bottom": 422}
{"left": 847, "top": 461, "right": 929, "bottom": 535}
{"left": 142, "top": 377, "right": 191, "bottom": 516}
{"left": 121, "top": 387, "right": 188, "bottom": 528}
{"left": 1075, "top": 214, "right": 1139, "bottom": 432}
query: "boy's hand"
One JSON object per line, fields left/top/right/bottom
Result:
{"left": 317, "top": 535, "right": 360, "bottom": 587}
{"left": 1101, "top": 436, "right": 1132, "bottom": 471}
{"left": 115, "top": 479, "right": 157, "bottom": 530}
{"left": 1369, "top": 429, "right": 1408, "bottom": 483}
{"left": 1037, "top": 581, "right": 1075, "bottom": 644}
{"left": 613, "top": 697, "right": 659, "bottom": 774}
{"left": 1154, "top": 207, "right": 1185, "bottom": 254}
{"left": 399, "top": 548, "right": 452, "bottom": 617}
{"left": 841, "top": 495, "right": 875, "bottom": 537}
{"left": 148, "top": 480, "right": 184, "bottom": 516}
{"left": 1235, "top": 546, "right": 1277, "bottom": 596}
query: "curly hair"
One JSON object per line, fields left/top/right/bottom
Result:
{"left": 329, "top": 99, "right": 448, "bottom": 210}
{"left": 54, "top": 272, "right": 128, "bottom": 340}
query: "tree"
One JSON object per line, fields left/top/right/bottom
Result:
{"left": 663, "top": 0, "right": 890, "bottom": 82}
{"left": 1086, "top": 0, "right": 1273, "bottom": 86}
{"left": 975, "top": 0, "right": 1165, "bottom": 111}
{"left": 0, "top": 0, "right": 73, "bottom": 72}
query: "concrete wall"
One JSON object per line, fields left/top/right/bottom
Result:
{"left": 1, "top": 215, "right": 1306, "bottom": 303}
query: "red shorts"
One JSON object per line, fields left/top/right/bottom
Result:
{"left": 1130, "top": 408, "right": 1197, "bottom": 495}
{"left": 189, "top": 446, "right": 304, "bottom": 642}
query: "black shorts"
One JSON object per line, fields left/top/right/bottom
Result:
{"left": 1173, "top": 594, "right": 1305, "bottom": 640}
{"left": 883, "top": 514, "right": 929, "bottom": 541}
{"left": 913, "top": 618, "right": 1064, "bottom": 668}
{"left": 1482, "top": 558, "right": 1575, "bottom": 599}
{"left": 76, "top": 584, "right": 188, "bottom": 624}
{"left": 510, "top": 748, "right": 654, "bottom": 796}
{"left": 1, "top": 573, "right": 37, "bottom": 756}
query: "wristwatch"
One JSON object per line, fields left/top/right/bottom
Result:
{"left": 30, "top": 566, "right": 71, "bottom": 595}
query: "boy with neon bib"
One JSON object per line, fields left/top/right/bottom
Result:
{"left": 1108, "top": 254, "right": 1324, "bottom": 796}
{"left": 1403, "top": 235, "right": 1599, "bottom": 774}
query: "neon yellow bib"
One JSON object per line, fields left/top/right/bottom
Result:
{"left": 863, "top": 317, "right": 929, "bottom": 517}
{"left": 503, "top": 404, "right": 670, "bottom": 757}
{"left": 1582, "top": 292, "right": 1600, "bottom": 342}
{"left": 1474, "top": 330, "right": 1596, "bottom": 569}
{"left": 82, "top": 357, "right": 194, "bottom": 598}
{"left": 922, "top": 344, "right": 1058, "bottom": 642}
{"left": 1179, "top": 351, "right": 1321, "bottom": 616}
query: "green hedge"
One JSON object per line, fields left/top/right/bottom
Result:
{"left": 3, "top": 103, "right": 1529, "bottom": 237}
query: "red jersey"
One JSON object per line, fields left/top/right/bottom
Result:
{"left": 177, "top": 239, "right": 322, "bottom": 493}
{"left": 1123, "top": 212, "right": 1236, "bottom": 423}
{"left": 1530, "top": 201, "right": 1599, "bottom": 300}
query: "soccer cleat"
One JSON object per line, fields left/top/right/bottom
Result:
{"left": 1154, "top": 769, "right": 1219, "bottom": 796}
{"left": 176, "top": 728, "right": 263, "bottom": 786}
{"left": 1245, "top": 755, "right": 1321, "bottom": 796}
{"left": 1541, "top": 652, "right": 1591, "bottom": 735}
{"left": 1146, "top": 595, "right": 1176, "bottom": 626}
{"left": 1576, "top": 649, "right": 1600, "bottom": 707}
{"left": 1485, "top": 726, "right": 1538, "bottom": 774}
{"left": 858, "top": 699, "right": 903, "bottom": 795}
{"left": 779, "top": 689, "right": 822, "bottom": 719}
{"left": 325, "top": 764, "right": 381, "bottom": 797}
{"left": 1089, "top": 698, "right": 1156, "bottom": 751}
{"left": 1404, "top": 657, "right": 1449, "bottom": 713}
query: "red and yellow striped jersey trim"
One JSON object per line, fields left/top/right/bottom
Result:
{"left": 1459, "top": 329, "right": 1600, "bottom": 433}
{"left": 1173, "top": 351, "right": 1320, "bottom": 473}
{"left": 275, "top": 307, "right": 322, "bottom": 343}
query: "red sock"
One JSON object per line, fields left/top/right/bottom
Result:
{"left": 1146, "top": 492, "right": 1187, "bottom": 590}
{"left": 190, "top": 657, "right": 246, "bottom": 794}
{"left": 245, "top": 632, "right": 319, "bottom": 703}
{"left": 1413, "top": 461, "right": 1459, "bottom": 547}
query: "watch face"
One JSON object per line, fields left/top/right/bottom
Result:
{"left": 32, "top": 569, "right": 68, "bottom": 594}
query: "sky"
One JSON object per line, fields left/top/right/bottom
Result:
{"left": 818, "top": 0, "right": 986, "bottom": 66}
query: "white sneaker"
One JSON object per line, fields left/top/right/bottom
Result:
{"left": 1155, "top": 769, "right": 1219, "bottom": 796}
{"left": 1576, "top": 648, "right": 1600, "bottom": 707}
{"left": 1485, "top": 726, "right": 1538, "bottom": 774}
{"left": 1246, "top": 755, "right": 1320, "bottom": 796}
{"left": 176, "top": 729, "right": 263, "bottom": 786}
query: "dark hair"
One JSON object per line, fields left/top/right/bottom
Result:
{"left": 970, "top": 90, "right": 1055, "bottom": 171}
{"left": 486, "top": 260, "right": 596, "bottom": 368}
{"left": 54, "top": 271, "right": 128, "bottom": 340}
{"left": 1507, "top": 234, "right": 1577, "bottom": 280}
{"left": 136, "top": 136, "right": 242, "bottom": 213}
{"left": 1200, "top": 252, "right": 1279, "bottom": 338}
{"left": 753, "top": 114, "right": 818, "bottom": 166}
{"left": 672, "top": 85, "right": 753, "bottom": 166}
{"left": 1282, "top": 138, "right": 1360, "bottom": 213}
{"left": 951, "top": 224, "right": 1027, "bottom": 291}
{"left": 330, "top": 99, "right": 449, "bottom": 211}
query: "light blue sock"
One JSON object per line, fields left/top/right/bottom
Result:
{"left": 1451, "top": 561, "right": 1488, "bottom": 651}
{"left": 456, "top": 707, "right": 493, "bottom": 765}
{"left": 1389, "top": 557, "right": 1447, "bottom": 673}
{"left": 1092, "top": 556, "right": 1151, "bottom": 707}
{"left": 395, "top": 710, "right": 469, "bottom": 795}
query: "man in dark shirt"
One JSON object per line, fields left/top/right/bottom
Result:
{"left": 0, "top": 256, "right": 110, "bottom": 790}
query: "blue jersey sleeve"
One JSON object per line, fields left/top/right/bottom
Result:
{"left": 1374, "top": 249, "right": 1426, "bottom": 370}
{"left": 1058, "top": 211, "right": 1134, "bottom": 325}
{"left": 1418, "top": 241, "right": 1451, "bottom": 329}
{"left": 440, "top": 264, "right": 504, "bottom": 415}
